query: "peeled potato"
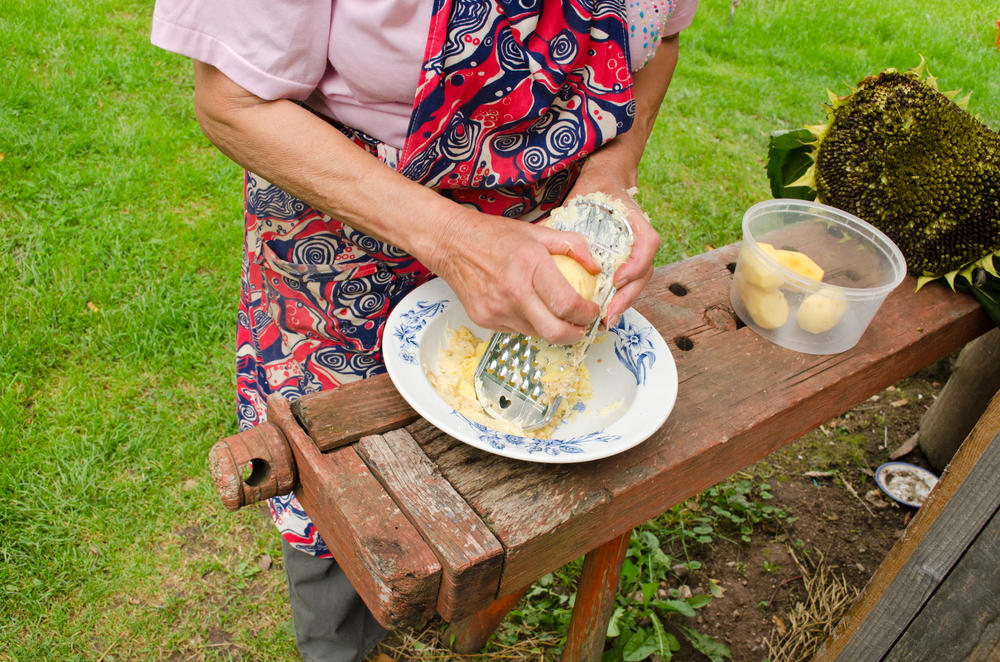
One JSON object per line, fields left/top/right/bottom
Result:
{"left": 739, "top": 242, "right": 783, "bottom": 290}
{"left": 774, "top": 249, "right": 824, "bottom": 282}
{"left": 552, "top": 254, "right": 597, "bottom": 300}
{"left": 797, "top": 287, "right": 847, "bottom": 334}
{"left": 738, "top": 278, "right": 789, "bottom": 329}
{"left": 741, "top": 242, "right": 825, "bottom": 291}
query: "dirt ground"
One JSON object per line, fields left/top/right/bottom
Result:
{"left": 371, "top": 355, "right": 957, "bottom": 662}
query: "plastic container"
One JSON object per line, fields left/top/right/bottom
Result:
{"left": 730, "top": 199, "right": 906, "bottom": 354}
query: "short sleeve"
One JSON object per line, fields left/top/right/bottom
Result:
{"left": 663, "top": 0, "right": 698, "bottom": 37}
{"left": 627, "top": 0, "right": 699, "bottom": 71}
{"left": 151, "top": 0, "right": 332, "bottom": 101}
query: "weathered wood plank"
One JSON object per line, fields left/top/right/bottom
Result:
{"left": 883, "top": 505, "right": 1000, "bottom": 662}
{"left": 268, "top": 397, "right": 441, "bottom": 629}
{"left": 814, "top": 391, "right": 1000, "bottom": 661}
{"left": 417, "top": 247, "right": 994, "bottom": 595}
{"left": 355, "top": 428, "right": 504, "bottom": 622}
{"left": 293, "top": 375, "right": 419, "bottom": 451}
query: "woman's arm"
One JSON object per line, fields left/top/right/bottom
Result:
{"left": 568, "top": 33, "right": 682, "bottom": 326}
{"left": 192, "top": 61, "right": 601, "bottom": 345}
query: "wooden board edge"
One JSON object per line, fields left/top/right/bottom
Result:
{"left": 357, "top": 428, "right": 505, "bottom": 621}
{"left": 814, "top": 390, "right": 1000, "bottom": 661}
{"left": 268, "top": 396, "right": 441, "bottom": 629}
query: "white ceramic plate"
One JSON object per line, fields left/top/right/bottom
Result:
{"left": 383, "top": 278, "right": 678, "bottom": 463}
{"left": 874, "top": 461, "right": 939, "bottom": 508}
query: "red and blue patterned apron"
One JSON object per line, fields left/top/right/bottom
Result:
{"left": 240, "top": 0, "right": 635, "bottom": 557}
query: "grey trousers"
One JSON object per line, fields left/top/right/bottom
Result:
{"left": 282, "top": 540, "right": 387, "bottom": 662}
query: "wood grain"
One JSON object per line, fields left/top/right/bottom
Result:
{"left": 416, "top": 247, "right": 994, "bottom": 595}
{"left": 285, "top": 244, "right": 993, "bottom": 628}
{"left": 883, "top": 507, "right": 1000, "bottom": 662}
{"left": 356, "top": 428, "right": 504, "bottom": 621}
{"left": 293, "top": 376, "right": 419, "bottom": 451}
{"left": 268, "top": 396, "right": 441, "bottom": 629}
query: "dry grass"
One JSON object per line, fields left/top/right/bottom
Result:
{"left": 765, "top": 548, "right": 860, "bottom": 662}
{"left": 369, "top": 618, "right": 563, "bottom": 661}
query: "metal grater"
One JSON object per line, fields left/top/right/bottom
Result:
{"left": 473, "top": 195, "right": 635, "bottom": 431}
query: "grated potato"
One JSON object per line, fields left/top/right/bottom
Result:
{"left": 426, "top": 325, "right": 592, "bottom": 438}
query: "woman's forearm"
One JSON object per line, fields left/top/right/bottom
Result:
{"left": 192, "top": 61, "right": 467, "bottom": 270}
{"left": 570, "top": 34, "right": 681, "bottom": 323}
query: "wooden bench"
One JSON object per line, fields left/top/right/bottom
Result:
{"left": 209, "top": 243, "right": 993, "bottom": 660}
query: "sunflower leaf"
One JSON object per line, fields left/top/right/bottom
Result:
{"left": 766, "top": 128, "right": 817, "bottom": 200}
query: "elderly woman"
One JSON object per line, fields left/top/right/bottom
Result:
{"left": 151, "top": 0, "right": 697, "bottom": 659}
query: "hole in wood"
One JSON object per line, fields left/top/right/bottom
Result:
{"left": 674, "top": 336, "right": 694, "bottom": 351}
{"left": 668, "top": 282, "right": 688, "bottom": 297}
{"left": 725, "top": 262, "right": 736, "bottom": 274}
{"left": 241, "top": 458, "right": 271, "bottom": 487}
{"left": 733, "top": 312, "right": 746, "bottom": 329}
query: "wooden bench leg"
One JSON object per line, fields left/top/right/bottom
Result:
{"left": 561, "top": 530, "right": 631, "bottom": 662}
{"left": 447, "top": 585, "right": 530, "bottom": 653}
{"left": 448, "top": 530, "right": 631, "bottom": 658}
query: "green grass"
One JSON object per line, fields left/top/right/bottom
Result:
{"left": 1, "top": 0, "right": 997, "bottom": 659}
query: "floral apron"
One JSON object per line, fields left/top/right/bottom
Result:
{"left": 240, "top": 0, "right": 635, "bottom": 557}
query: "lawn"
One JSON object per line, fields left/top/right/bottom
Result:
{"left": 1, "top": 1, "right": 997, "bottom": 660}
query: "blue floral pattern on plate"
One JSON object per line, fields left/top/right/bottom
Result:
{"left": 383, "top": 278, "right": 677, "bottom": 464}
{"left": 392, "top": 299, "right": 448, "bottom": 365}
{"left": 455, "top": 414, "right": 621, "bottom": 456}
{"left": 610, "top": 316, "right": 657, "bottom": 386}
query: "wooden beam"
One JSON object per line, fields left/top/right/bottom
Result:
{"left": 417, "top": 247, "right": 994, "bottom": 596}
{"left": 356, "top": 428, "right": 504, "bottom": 621}
{"left": 561, "top": 531, "right": 632, "bottom": 662}
{"left": 447, "top": 585, "right": 531, "bottom": 654}
{"left": 293, "top": 375, "right": 419, "bottom": 451}
{"left": 883, "top": 506, "right": 1000, "bottom": 661}
{"left": 275, "top": 245, "right": 992, "bottom": 631}
{"left": 268, "top": 396, "right": 441, "bottom": 629}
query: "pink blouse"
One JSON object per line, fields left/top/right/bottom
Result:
{"left": 151, "top": 0, "right": 698, "bottom": 148}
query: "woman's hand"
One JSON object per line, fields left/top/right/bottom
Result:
{"left": 603, "top": 189, "right": 661, "bottom": 329}
{"left": 423, "top": 209, "right": 603, "bottom": 345}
